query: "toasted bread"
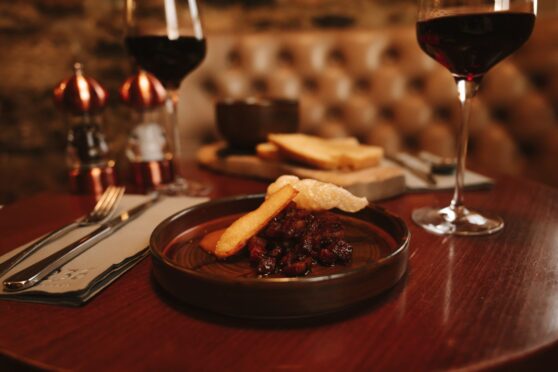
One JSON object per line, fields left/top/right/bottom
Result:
{"left": 256, "top": 142, "right": 283, "bottom": 161}
{"left": 256, "top": 137, "right": 361, "bottom": 163}
{"left": 329, "top": 137, "right": 360, "bottom": 146}
{"left": 214, "top": 184, "right": 298, "bottom": 258}
{"left": 268, "top": 134, "right": 383, "bottom": 170}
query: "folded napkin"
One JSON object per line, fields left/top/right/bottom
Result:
{"left": 385, "top": 153, "right": 493, "bottom": 191}
{"left": 0, "top": 194, "right": 208, "bottom": 306}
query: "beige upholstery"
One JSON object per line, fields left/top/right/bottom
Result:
{"left": 179, "top": 17, "right": 558, "bottom": 186}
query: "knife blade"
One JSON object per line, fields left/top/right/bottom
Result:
{"left": 3, "top": 193, "right": 161, "bottom": 292}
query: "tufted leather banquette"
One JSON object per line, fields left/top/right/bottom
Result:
{"left": 178, "top": 16, "right": 558, "bottom": 187}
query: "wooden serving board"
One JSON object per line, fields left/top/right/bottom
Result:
{"left": 197, "top": 143, "right": 406, "bottom": 201}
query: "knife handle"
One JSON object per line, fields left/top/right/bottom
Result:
{"left": 3, "top": 225, "right": 113, "bottom": 292}
{"left": 386, "top": 154, "right": 437, "bottom": 186}
{"left": 0, "top": 221, "right": 81, "bottom": 278}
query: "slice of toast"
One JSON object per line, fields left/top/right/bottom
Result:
{"left": 257, "top": 137, "right": 361, "bottom": 162}
{"left": 214, "top": 184, "right": 298, "bottom": 258}
{"left": 268, "top": 134, "right": 383, "bottom": 170}
{"left": 256, "top": 142, "right": 283, "bottom": 161}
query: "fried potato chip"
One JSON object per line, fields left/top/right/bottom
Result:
{"left": 215, "top": 184, "right": 298, "bottom": 258}
{"left": 267, "top": 175, "right": 368, "bottom": 212}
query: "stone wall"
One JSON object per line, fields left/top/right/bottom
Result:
{"left": 0, "top": 0, "right": 130, "bottom": 204}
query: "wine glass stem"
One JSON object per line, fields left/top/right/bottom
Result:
{"left": 450, "top": 79, "right": 479, "bottom": 212}
{"left": 165, "top": 89, "right": 184, "bottom": 180}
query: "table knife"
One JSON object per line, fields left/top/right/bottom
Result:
{"left": 386, "top": 154, "right": 437, "bottom": 186}
{"left": 3, "top": 193, "right": 160, "bottom": 292}
{"left": 418, "top": 151, "right": 456, "bottom": 175}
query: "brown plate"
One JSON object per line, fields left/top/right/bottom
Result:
{"left": 150, "top": 194, "right": 410, "bottom": 319}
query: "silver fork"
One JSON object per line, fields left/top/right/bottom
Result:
{"left": 0, "top": 186, "right": 125, "bottom": 277}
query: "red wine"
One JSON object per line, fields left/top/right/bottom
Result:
{"left": 417, "top": 12, "right": 535, "bottom": 81}
{"left": 130, "top": 159, "right": 175, "bottom": 192}
{"left": 125, "top": 36, "right": 206, "bottom": 88}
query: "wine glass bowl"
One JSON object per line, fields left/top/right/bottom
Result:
{"left": 413, "top": 0, "right": 536, "bottom": 235}
{"left": 416, "top": 9, "right": 535, "bottom": 84}
{"left": 125, "top": 36, "right": 206, "bottom": 90}
{"left": 124, "top": 0, "right": 211, "bottom": 196}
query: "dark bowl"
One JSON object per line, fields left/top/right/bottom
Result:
{"left": 150, "top": 194, "right": 410, "bottom": 319}
{"left": 216, "top": 98, "right": 299, "bottom": 149}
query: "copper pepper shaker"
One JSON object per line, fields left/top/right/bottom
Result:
{"left": 53, "top": 63, "right": 117, "bottom": 195}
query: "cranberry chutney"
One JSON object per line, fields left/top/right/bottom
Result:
{"left": 246, "top": 202, "right": 353, "bottom": 277}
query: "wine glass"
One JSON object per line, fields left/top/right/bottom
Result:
{"left": 413, "top": 0, "right": 536, "bottom": 235}
{"left": 124, "top": 0, "right": 211, "bottom": 196}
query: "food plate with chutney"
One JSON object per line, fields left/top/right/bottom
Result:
{"left": 150, "top": 194, "right": 410, "bottom": 319}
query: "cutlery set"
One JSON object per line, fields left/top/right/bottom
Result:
{"left": 0, "top": 187, "right": 160, "bottom": 292}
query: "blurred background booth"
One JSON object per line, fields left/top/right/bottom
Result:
{"left": 1, "top": 0, "right": 558, "bottom": 203}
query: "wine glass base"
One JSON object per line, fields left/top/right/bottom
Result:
{"left": 158, "top": 177, "right": 212, "bottom": 197}
{"left": 412, "top": 206, "right": 504, "bottom": 236}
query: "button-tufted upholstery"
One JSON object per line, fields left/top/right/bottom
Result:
{"left": 179, "top": 17, "right": 558, "bottom": 187}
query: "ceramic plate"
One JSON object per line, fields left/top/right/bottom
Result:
{"left": 150, "top": 194, "right": 410, "bottom": 319}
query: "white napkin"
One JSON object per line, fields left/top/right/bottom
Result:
{"left": 0, "top": 194, "right": 208, "bottom": 306}
{"left": 385, "top": 153, "right": 493, "bottom": 191}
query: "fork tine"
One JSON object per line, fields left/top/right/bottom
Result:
{"left": 99, "top": 187, "right": 126, "bottom": 219}
{"left": 91, "top": 186, "right": 117, "bottom": 215}
{"left": 89, "top": 186, "right": 121, "bottom": 220}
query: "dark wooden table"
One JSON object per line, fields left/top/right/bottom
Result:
{"left": 1, "top": 167, "right": 558, "bottom": 371}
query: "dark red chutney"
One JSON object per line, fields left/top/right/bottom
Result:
{"left": 247, "top": 202, "right": 352, "bottom": 276}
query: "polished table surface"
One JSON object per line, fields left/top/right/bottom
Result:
{"left": 1, "top": 167, "right": 558, "bottom": 371}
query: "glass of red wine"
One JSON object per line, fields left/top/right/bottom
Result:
{"left": 413, "top": 0, "right": 536, "bottom": 235}
{"left": 124, "top": 0, "right": 211, "bottom": 196}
